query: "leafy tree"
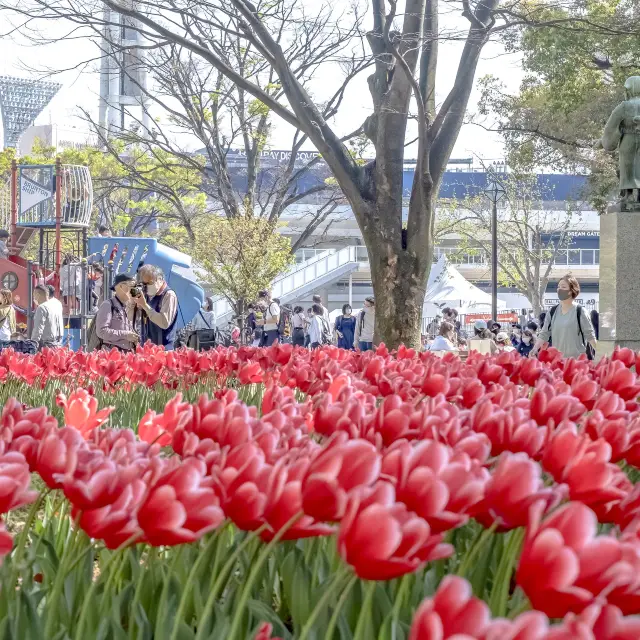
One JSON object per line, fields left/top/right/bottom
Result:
{"left": 6, "top": 0, "right": 635, "bottom": 346}
{"left": 169, "top": 216, "right": 294, "bottom": 316}
{"left": 478, "top": 0, "right": 640, "bottom": 211}
{"left": 441, "top": 173, "right": 584, "bottom": 314}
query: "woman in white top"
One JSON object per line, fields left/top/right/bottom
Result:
{"left": 192, "top": 297, "right": 216, "bottom": 330}
{"left": 0, "top": 289, "right": 16, "bottom": 342}
{"left": 291, "top": 305, "right": 306, "bottom": 347}
{"left": 428, "top": 321, "right": 458, "bottom": 352}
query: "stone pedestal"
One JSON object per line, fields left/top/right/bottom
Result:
{"left": 598, "top": 202, "right": 640, "bottom": 357}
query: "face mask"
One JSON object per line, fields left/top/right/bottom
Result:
{"left": 523, "top": 337, "right": 532, "bottom": 345}
{"left": 146, "top": 283, "right": 159, "bottom": 296}
{"left": 557, "top": 290, "right": 572, "bottom": 301}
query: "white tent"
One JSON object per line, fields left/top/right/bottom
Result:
{"left": 424, "top": 256, "right": 506, "bottom": 315}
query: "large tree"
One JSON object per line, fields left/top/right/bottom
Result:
{"left": 477, "top": 0, "right": 640, "bottom": 212}
{"left": 5, "top": 0, "right": 633, "bottom": 347}
{"left": 443, "top": 173, "right": 583, "bottom": 315}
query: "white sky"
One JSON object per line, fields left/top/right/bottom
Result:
{"left": 0, "top": 5, "right": 524, "bottom": 161}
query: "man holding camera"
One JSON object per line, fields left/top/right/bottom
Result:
{"left": 134, "top": 264, "right": 178, "bottom": 349}
{"left": 95, "top": 273, "right": 140, "bottom": 351}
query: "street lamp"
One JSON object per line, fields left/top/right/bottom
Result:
{"left": 483, "top": 167, "right": 506, "bottom": 322}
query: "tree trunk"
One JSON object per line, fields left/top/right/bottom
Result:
{"left": 370, "top": 253, "right": 428, "bottom": 348}
{"left": 357, "top": 198, "right": 433, "bottom": 350}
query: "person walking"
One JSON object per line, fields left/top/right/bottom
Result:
{"left": 335, "top": 304, "right": 356, "bottom": 349}
{"left": 30, "top": 285, "right": 64, "bottom": 348}
{"left": 257, "top": 290, "right": 280, "bottom": 347}
{"left": 96, "top": 273, "right": 140, "bottom": 352}
{"left": 308, "top": 304, "right": 325, "bottom": 349}
{"left": 533, "top": 275, "right": 597, "bottom": 359}
{"left": 355, "top": 296, "right": 375, "bottom": 351}
{"left": 0, "top": 290, "right": 16, "bottom": 342}
{"left": 291, "top": 306, "right": 306, "bottom": 347}
{"left": 312, "top": 294, "right": 330, "bottom": 325}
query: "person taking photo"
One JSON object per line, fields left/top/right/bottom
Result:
{"left": 96, "top": 273, "right": 140, "bottom": 352}
{"left": 134, "top": 265, "right": 178, "bottom": 350}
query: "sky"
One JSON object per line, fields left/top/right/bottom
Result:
{"left": 0, "top": 4, "right": 524, "bottom": 162}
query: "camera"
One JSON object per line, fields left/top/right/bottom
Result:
{"left": 130, "top": 286, "right": 142, "bottom": 298}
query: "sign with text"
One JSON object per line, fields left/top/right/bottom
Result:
{"left": 20, "top": 175, "right": 52, "bottom": 213}
{"left": 465, "top": 313, "right": 518, "bottom": 324}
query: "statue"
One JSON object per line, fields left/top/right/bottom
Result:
{"left": 600, "top": 76, "right": 640, "bottom": 205}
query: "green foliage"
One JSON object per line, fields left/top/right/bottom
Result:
{"left": 169, "top": 216, "right": 294, "bottom": 313}
{"left": 483, "top": 0, "right": 640, "bottom": 209}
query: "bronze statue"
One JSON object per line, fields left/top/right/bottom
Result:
{"left": 600, "top": 76, "right": 640, "bottom": 203}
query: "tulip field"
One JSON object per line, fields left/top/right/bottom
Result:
{"left": 3, "top": 343, "right": 640, "bottom": 638}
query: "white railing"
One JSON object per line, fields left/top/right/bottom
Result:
{"left": 213, "top": 246, "right": 360, "bottom": 320}
{"left": 433, "top": 246, "right": 599, "bottom": 267}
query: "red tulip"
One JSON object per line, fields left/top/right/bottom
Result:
{"left": 473, "top": 452, "right": 564, "bottom": 531}
{"left": 254, "top": 623, "right": 283, "bottom": 640}
{"left": 238, "top": 361, "right": 263, "bottom": 385}
{"left": 302, "top": 435, "right": 380, "bottom": 522}
{"left": 218, "top": 443, "right": 270, "bottom": 531}
{"left": 0, "top": 452, "right": 37, "bottom": 514}
{"left": 56, "top": 388, "right": 114, "bottom": 439}
{"left": 0, "top": 520, "right": 12, "bottom": 559}
{"left": 517, "top": 501, "right": 623, "bottom": 618}
{"left": 483, "top": 612, "right": 550, "bottom": 640}
{"left": 35, "top": 427, "right": 84, "bottom": 490}
{"left": 409, "top": 576, "right": 491, "bottom": 639}
{"left": 337, "top": 482, "right": 452, "bottom": 581}
{"left": 137, "top": 458, "right": 224, "bottom": 546}
{"left": 602, "top": 362, "right": 640, "bottom": 401}
{"left": 138, "top": 413, "right": 173, "bottom": 447}
{"left": 261, "top": 458, "right": 335, "bottom": 541}
{"left": 77, "top": 479, "right": 146, "bottom": 549}
{"left": 381, "top": 440, "right": 488, "bottom": 534}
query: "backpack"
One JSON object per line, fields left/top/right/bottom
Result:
{"left": 278, "top": 307, "right": 292, "bottom": 338}
{"left": 548, "top": 304, "right": 595, "bottom": 360}
{"left": 86, "top": 299, "right": 116, "bottom": 352}
{"left": 320, "top": 316, "right": 332, "bottom": 345}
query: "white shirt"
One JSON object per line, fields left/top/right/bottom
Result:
{"left": 429, "top": 335, "right": 457, "bottom": 351}
{"left": 192, "top": 309, "right": 216, "bottom": 330}
{"left": 292, "top": 312, "right": 306, "bottom": 329}
{"left": 0, "top": 318, "right": 11, "bottom": 341}
{"left": 308, "top": 315, "right": 323, "bottom": 344}
{"left": 264, "top": 302, "right": 280, "bottom": 331}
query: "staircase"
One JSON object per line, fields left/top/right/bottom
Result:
{"left": 213, "top": 246, "right": 361, "bottom": 325}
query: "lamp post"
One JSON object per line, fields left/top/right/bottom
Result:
{"left": 484, "top": 168, "right": 506, "bottom": 322}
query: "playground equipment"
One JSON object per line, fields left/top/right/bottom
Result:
{"left": 0, "top": 157, "right": 204, "bottom": 349}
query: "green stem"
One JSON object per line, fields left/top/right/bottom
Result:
{"left": 74, "top": 534, "right": 141, "bottom": 640}
{"left": 390, "top": 574, "right": 411, "bottom": 638}
{"left": 324, "top": 575, "right": 357, "bottom": 640}
{"left": 44, "top": 522, "right": 81, "bottom": 638}
{"left": 9, "top": 490, "right": 50, "bottom": 589}
{"left": 155, "top": 546, "right": 185, "bottom": 637}
{"left": 456, "top": 522, "right": 498, "bottom": 578}
{"left": 226, "top": 514, "right": 303, "bottom": 640}
{"left": 194, "top": 524, "right": 268, "bottom": 640}
{"left": 168, "top": 526, "right": 226, "bottom": 640}
{"left": 488, "top": 528, "right": 524, "bottom": 618}
{"left": 298, "top": 567, "right": 349, "bottom": 640}
{"left": 353, "top": 581, "right": 376, "bottom": 640}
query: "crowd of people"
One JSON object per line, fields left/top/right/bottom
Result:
{"left": 0, "top": 225, "right": 601, "bottom": 362}
{"left": 425, "top": 274, "right": 598, "bottom": 361}
{"left": 0, "top": 261, "right": 181, "bottom": 354}
{"left": 240, "top": 292, "right": 376, "bottom": 351}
